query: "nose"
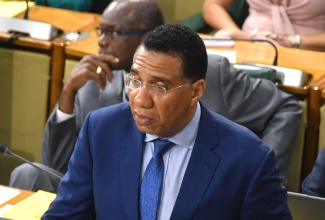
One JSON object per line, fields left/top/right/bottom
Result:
{"left": 133, "top": 85, "right": 153, "bottom": 109}
{"left": 97, "top": 34, "right": 109, "bottom": 48}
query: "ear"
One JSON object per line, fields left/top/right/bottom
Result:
{"left": 190, "top": 79, "right": 206, "bottom": 106}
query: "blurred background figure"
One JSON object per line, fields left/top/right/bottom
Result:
{"left": 34, "top": 0, "right": 112, "bottom": 14}
{"left": 203, "top": 0, "right": 325, "bottom": 51}
{"left": 302, "top": 147, "right": 325, "bottom": 197}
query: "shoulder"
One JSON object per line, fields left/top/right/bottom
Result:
{"left": 83, "top": 102, "right": 131, "bottom": 129}
{"left": 201, "top": 103, "right": 270, "bottom": 154}
{"left": 207, "top": 54, "right": 230, "bottom": 69}
{"left": 89, "top": 102, "right": 130, "bottom": 121}
{"left": 205, "top": 54, "right": 241, "bottom": 85}
{"left": 79, "top": 102, "right": 133, "bottom": 141}
{"left": 199, "top": 104, "right": 277, "bottom": 185}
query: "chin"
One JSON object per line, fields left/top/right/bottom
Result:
{"left": 136, "top": 124, "right": 158, "bottom": 135}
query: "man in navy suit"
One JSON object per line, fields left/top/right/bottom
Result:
{"left": 42, "top": 23, "right": 291, "bottom": 219}
{"left": 10, "top": 0, "right": 301, "bottom": 193}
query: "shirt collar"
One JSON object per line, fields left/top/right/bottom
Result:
{"left": 145, "top": 102, "right": 201, "bottom": 149}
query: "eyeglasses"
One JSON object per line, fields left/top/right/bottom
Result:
{"left": 124, "top": 74, "right": 191, "bottom": 97}
{"left": 95, "top": 27, "right": 149, "bottom": 39}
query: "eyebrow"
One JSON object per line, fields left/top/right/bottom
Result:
{"left": 130, "top": 67, "right": 172, "bottom": 85}
{"left": 151, "top": 75, "right": 171, "bottom": 84}
{"left": 130, "top": 67, "right": 139, "bottom": 75}
{"left": 99, "top": 19, "right": 119, "bottom": 29}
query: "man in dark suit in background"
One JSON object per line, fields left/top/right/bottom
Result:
{"left": 42, "top": 23, "right": 292, "bottom": 219}
{"left": 302, "top": 147, "right": 325, "bottom": 197}
{"left": 10, "top": 0, "right": 301, "bottom": 192}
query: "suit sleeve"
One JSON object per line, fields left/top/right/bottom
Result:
{"left": 241, "top": 149, "right": 292, "bottom": 219}
{"left": 203, "top": 54, "right": 302, "bottom": 179}
{"left": 42, "top": 113, "right": 96, "bottom": 219}
{"left": 41, "top": 73, "right": 124, "bottom": 174}
{"left": 41, "top": 103, "right": 81, "bottom": 174}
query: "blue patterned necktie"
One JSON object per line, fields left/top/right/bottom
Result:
{"left": 140, "top": 139, "right": 174, "bottom": 220}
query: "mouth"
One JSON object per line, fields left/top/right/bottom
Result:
{"left": 98, "top": 48, "right": 113, "bottom": 55}
{"left": 133, "top": 112, "right": 153, "bottom": 127}
{"left": 98, "top": 50, "right": 110, "bottom": 55}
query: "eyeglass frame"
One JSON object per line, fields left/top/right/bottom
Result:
{"left": 124, "top": 74, "right": 192, "bottom": 97}
{"left": 94, "top": 27, "right": 149, "bottom": 39}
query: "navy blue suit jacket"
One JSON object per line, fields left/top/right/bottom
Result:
{"left": 43, "top": 102, "right": 291, "bottom": 219}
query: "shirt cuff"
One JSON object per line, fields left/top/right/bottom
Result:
{"left": 56, "top": 106, "right": 74, "bottom": 122}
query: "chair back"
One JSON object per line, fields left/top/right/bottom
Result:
{"left": 228, "top": 0, "right": 249, "bottom": 28}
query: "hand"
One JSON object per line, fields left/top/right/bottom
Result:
{"left": 214, "top": 29, "right": 251, "bottom": 39}
{"left": 59, "top": 54, "right": 119, "bottom": 114}
{"left": 66, "top": 54, "right": 119, "bottom": 90}
{"left": 253, "top": 30, "right": 291, "bottom": 47}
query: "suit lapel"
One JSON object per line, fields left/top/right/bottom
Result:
{"left": 171, "top": 104, "right": 221, "bottom": 219}
{"left": 120, "top": 117, "right": 145, "bottom": 220}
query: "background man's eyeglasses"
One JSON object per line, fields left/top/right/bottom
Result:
{"left": 124, "top": 74, "right": 191, "bottom": 97}
{"left": 95, "top": 27, "right": 149, "bottom": 39}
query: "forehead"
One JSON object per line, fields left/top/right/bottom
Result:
{"left": 100, "top": 2, "right": 137, "bottom": 28}
{"left": 132, "top": 47, "right": 182, "bottom": 80}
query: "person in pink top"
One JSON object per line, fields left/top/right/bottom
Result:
{"left": 203, "top": 0, "right": 325, "bottom": 51}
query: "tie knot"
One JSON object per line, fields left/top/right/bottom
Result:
{"left": 153, "top": 139, "right": 174, "bottom": 158}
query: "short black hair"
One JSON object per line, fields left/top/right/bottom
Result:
{"left": 140, "top": 23, "right": 207, "bottom": 82}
